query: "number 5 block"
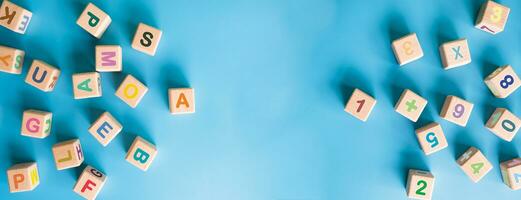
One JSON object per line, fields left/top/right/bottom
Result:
{"left": 344, "top": 88, "right": 377, "bottom": 122}
{"left": 394, "top": 89, "right": 427, "bottom": 122}
{"left": 406, "top": 169, "right": 435, "bottom": 200}
{"left": 0, "top": 45, "right": 25, "bottom": 74}
{"left": 391, "top": 33, "right": 424, "bottom": 66}
{"left": 440, "top": 95, "right": 474, "bottom": 127}
{"left": 415, "top": 123, "right": 448, "bottom": 156}
{"left": 457, "top": 147, "right": 493, "bottom": 183}
{"left": 484, "top": 65, "right": 521, "bottom": 98}
{"left": 475, "top": 1, "right": 510, "bottom": 34}
{"left": 486, "top": 108, "right": 521, "bottom": 142}
{"left": 500, "top": 158, "right": 521, "bottom": 190}
{"left": 439, "top": 39, "right": 471, "bottom": 70}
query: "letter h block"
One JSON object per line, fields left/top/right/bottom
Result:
{"left": 0, "top": 45, "right": 25, "bottom": 74}
{"left": 88, "top": 112, "right": 122, "bottom": 147}
{"left": 76, "top": 3, "right": 111, "bottom": 38}
{"left": 25, "top": 60, "right": 60, "bottom": 92}
{"left": 73, "top": 166, "right": 107, "bottom": 199}
{"left": 125, "top": 136, "right": 158, "bottom": 171}
{"left": 52, "top": 139, "right": 84, "bottom": 170}
{"left": 7, "top": 162, "right": 39, "bottom": 193}
{"left": 95, "top": 45, "right": 122, "bottom": 72}
{"left": 0, "top": 0, "right": 32, "bottom": 34}
{"left": 21, "top": 109, "right": 52, "bottom": 139}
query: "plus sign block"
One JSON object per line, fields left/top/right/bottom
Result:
{"left": 0, "top": 0, "right": 32, "bottom": 34}
{"left": 115, "top": 75, "right": 148, "bottom": 108}
{"left": 52, "top": 139, "right": 84, "bottom": 170}
{"left": 475, "top": 0, "right": 510, "bottom": 34}
{"left": 76, "top": 3, "right": 111, "bottom": 38}
{"left": 415, "top": 123, "right": 448, "bottom": 156}
{"left": 88, "top": 112, "right": 123, "bottom": 146}
{"left": 391, "top": 33, "right": 424, "bottom": 66}
{"left": 21, "top": 109, "right": 52, "bottom": 139}
{"left": 73, "top": 165, "right": 107, "bottom": 199}
{"left": 344, "top": 88, "right": 377, "bottom": 122}
{"left": 125, "top": 136, "right": 158, "bottom": 171}
{"left": 95, "top": 45, "right": 122, "bottom": 72}
{"left": 0, "top": 45, "right": 25, "bottom": 74}
{"left": 486, "top": 108, "right": 521, "bottom": 142}
{"left": 25, "top": 60, "right": 61, "bottom": 92}
{"left": 439, "top": 39, "right": 471, "bottom": 70}
{"left": 169, "top": 88, "right": 196, "bottom": 115}
{"left": 485, "top": 65, "right": 521, "bottom": 98}
{"left": 457, "top": 147, "right": 493, "bottom": 183}
{"left": 406, "top": 169, "right": 435, "bottom": 200}
{"left": 131, "top": 23, "right": 163, "bottom": 56}
{"left": 394, "top": 89, "right": 427, "bottom": 122}
{"left": 500, "top": 158, "right": 521, "bottom": 190}
{"left": 72, "top": 72, "right": 102, "bottom": 99}
{"left": 440, "top": 95, "right": 474, "bottom": 127}
{"left": 6, "top": 162, "right": 39, "bottom": 193}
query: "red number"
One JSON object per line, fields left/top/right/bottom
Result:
{"left": 480, "top": 25, "right": 495, "bottom": 33}
{"left": 356, "top": 99, "right": 365, "bottom": 112}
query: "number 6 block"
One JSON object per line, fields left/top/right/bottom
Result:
{"left": 415, "top": 123, "right": 448, "bottom": 155}
{"left": 391, "top": 33, "right": 424, "bottom": 66}
{"left": 475, "top": 1, "right": 510, "bottom": 34}
{"left": 406, "top": 169, "right": 435, "bottom": 200}
{"left": 484, "top": 65, "right": 520, "bottom": 98}
{"left": 457, "top": 147, "right": 493, "bottom": 183}
{"left": 344, "top": 88, "right": 377, "bottom": 122}
{"left": 440, "top": 95, "right": 474, "bottom": 127}
{"left": 486, "top": 108, "right": 520, "bottom": 142}
{"left": 500, "top": 158, "right": 521, "bottom": 190}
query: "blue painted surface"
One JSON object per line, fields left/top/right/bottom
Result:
{"left": 0, "top": 0, "right": 521, "bottom": 199}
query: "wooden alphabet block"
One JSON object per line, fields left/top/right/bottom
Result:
{"left": 7, "top": 162, "right": 39, "bottom": 193}
{"left": 486, "top": 108, "right": 521, "bottom": 142}
{"left": 95, "top": 45, "right": 122, "bottom": 72}
{"left": 440, "top": 95, "right": 474, "bottom": 127}
{"left": 406, "top": 169, "right": 435, "bottom": 200}
{"left": 457, "top": 147, "right": 493, "bottom": 183}
{"left": 72, "top": 72, "right": 102, "bottom": 99}
{"left": 475, "top": 1, "right": 510, "bottom": 34}
{"left": 415, "top": 123, "right": 448, "bottom": 156}
{"left": 73, "top": 165, "right": 107, "bottom": 200}
{"left": 0, "top": 0, "right": 32, "bottom": 34}
{"left": 24, "top": 60, "right": 60, "bottom": 92}
{"left": 125, "top": 136, "right": 158, "bottom": 171}
{"left": 131, "top": 23, "right": 162, "bottom": 56}
{"left": 500, "top": 158, "right": 521, "bottom": 190}
{"left": 344, "top": 89, "right": 377, "bottom": 122}
{"left": 394, "top": 89, "right": 427, "bottom": 122}
{"left": 52, "top": 139, "right": 84, "bottom": 170}
{"left": 0, "top": 45, "right": 24, "bottom": 74}
{"left": 76, "top": 3, "right": 111, "bottom": 38}
{"left": 484, "top": 65, "right": 521, "bottom": 98}
{"left": 21, "top": 109, "right": 52, "bottom": 139}
{"left": 115, "top": 75, "right": 148, "bottom": 108}
{"left": 88, "top": 112, "right": 122, "bottom": 147}
{"left": 391, "top": 33, "right": 424, "bottom": 66}
{"left": 439, "top": 39, "right": 471, "bottom": 70}
{"left": 169, "top": 88, "right": 195, "bottom": 115}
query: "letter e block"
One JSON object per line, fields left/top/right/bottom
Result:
{"left": 406, "top": 169, "right": 435, "bottom": 200}
{"left": 484, "top": 65, "right": 521, "bottom": 98}
{"left": 24, "top": 60, "right": 60, "bottom": 92}
{"left": 0, "top": 0, "right": 32, "bottom": 34}
{"left": 7, "top": 162, "right": 39, "bottom": 193}
{"left": 344, "top": 88, "right": 377, "bottom": 122}
{"left": 125, "top": 136, "right": 157, "bottom": 171}
{"left": 52, "top": 139, "right": 84, "bottom": 170}
{"left": 440, "top": 95, "right": 474, "bottom": 127}
{"left": 415, "top": 123, "right": 448, "bottom": 156}
{"left": 457, "top": 147, "right": 493, "bottom": 183}
{"left": 475, "top": 1, "right": 510, "bottom": 34}
{"left": 72, "top": 72, "right": 102, "bottom": 99}
{"left": 95, "top": 45, "right": 122, "bottom": 72}
{"left": 439, "top": 39, "right": 471, "bottom": 70}
{"left": 73, "top": 166, "right": 107, "bottom": 200}
{"left": 486, "top": 108, "right": 521, "bottom": 142}
{"left": 21, "top": 109, "right": 52, "bottom": 139}
{"left": 88, "top": 112, "right": 122, "bottom": 146}
{"left": 0, "top": 45, "right": 25, "bottom": 74}
{"left": 76, "top": 3, "right": 111, "bottom": 38}
{"left": 115, "top": 75, "right": 148, "bottom": 108}
{"left": 500, "top": 158, "right": 521, "bottom": 190}
{"left": 391, "top": 33, "right": 424, "bottom": 66}
{"left": 169, "top": 88, "right": 195, "bottom": 115}
{"left": 131, "top": 23, "right": 162, "bottom": 56}
{"left": 394, "top": 89, "right": 427, "bottom": 122}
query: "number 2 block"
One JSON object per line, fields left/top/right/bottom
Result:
{"left": 415, "top": 123, "right": 448, "bottom": 156}
{"left": 440, "top": 95, "right": 474, "bottom": 127}
{"left": 73, "top": 165, "right": 107, "bottom": 199}
{"left": 0, "top": 45, "right": 25, "bottom": 74}
{"left": 344, "top": 88, "right": 377, "bottom": 122}
{"left": 394, "top": 89, "right": 427, "bottom": 122}
{"left": 0, "top": 0, "right": 32, "bottom": 34}
{"left": 475, "top": 1, "right": 510, "bottom": 34}
{"left": 131, "top": 23, "right": 162, "bottom": 56}
{"left": 76, "top": 3, "right": 111, "bottom": 38}
{"left": 406, "top": 169, "right": 435, "bottom": 200}
{"left": 500, "top": 158, "right": 521, "bottom": 190}
{"left": 24, "top": 60, "right": 61, "bottom": 92}
{"left": 457, "top": 147, "right": 493, "bottom": 183}
{"left": 125, "top": 136, "right": 158, "bottom": 171}
{"left": 6, "top": 162, "right": 39, "bottom": 193}
{"left": 486, "top": 108, "right": 521, "bottom": 142}
{"left": 484, "top": 65, "right": 521, "bottom": 98}
{"left": 391, "top": 33, "right": 424, "bottom": 66}
{"left": 21, "top": 109, "right": 52, "bottom": 139}
{"left": 439, "top": 39, "right": 471, "bottom": 70}
{"left": 72, "top": 72, "right": 102, "bottom": 99}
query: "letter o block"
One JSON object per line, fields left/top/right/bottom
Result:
{"left": 131, "top": 23, "right": 162, "bottom": 56}
{"left": 169, "top": 88, "right": 196, "bottom": 115}
{"left": 88, "top": 112, "right": 122, "bottom": 146}
{"left": 0, "top": 45, "right": 25, "bottom": 74}
{"left": 24, "top": 60, "right": 60, "bottom": 92}
{"left": 7, "top": 162, "right": 39, "bottom": 193}
{"left": 95, "top": 45, "right": 122, "bottom": 72}
{"left": 72, "top": 72, "right": 102, "bottom": 99}
{"left": 125, "top": 136, "right": 158, "bottom": 171}
{"left": 76, "top": 3, "right": 111, "bottom": 38}
{"left": 0, "top": 0, "right": 32, "bottom": 34}
{"left": 73, "top": 165, "right": 107, "bottom": 200}
{"left": 52, "top": 139, "right": 84, "bottom": 170}
{"left": 115, "top": 75, "right": 148, "bottom": 108}
{"left": 21, "top": 109, "right": 52, "bottom": 139}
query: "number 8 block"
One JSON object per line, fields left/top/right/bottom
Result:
{"left": 457, "top": 147, "right": 493, "bottom": 183}
{"left": 440, "top": 95, "right": 474, "bottom": 127}
{"left": 406, "top": 169, "right": 435, "bottom": 200}
{"left": 415, "top": 123, "right": 448, "bottom": 155}
{"left": 344, "top": 88, "right": 377, "bottom": 122}
{"left": 484, "top": 65, "right": 521, "bottom": 98}
{"left": 486, "top": 108, "right": 521, "bottom": 142}
{"left": 475, "top": 1, "right": 510, "bottom": 34}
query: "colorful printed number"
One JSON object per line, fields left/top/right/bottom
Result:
{"left": 425, "top": 132, "right": 439, "bottom": 148}
{"left": 453, "top": 104, "right": 465, "bottom": 118}
{"left": 471, "top": 162, "right": 484, "bottom": 174}
{"left": 514, "top": 173, "right": 521, "bottom": 183}
{"left": 415, "top": 180, "right": 427, "bottom": 195}
{"left": 356, "top": 99, "right": 365, "bottom": 113}
{"left": 480, "top": 25, "right": 495, "bottom": 33}
{"left": 403, "top": 41, "right": 414, "bottom": 55}
{"left": 490, "top": 6, "right": 503, "bottom": 23}
{"left": 500, "top": 75, "right": 514, "bottom": 89}
{"left": 502, "top": 119, "right": 516, "bottom": 132}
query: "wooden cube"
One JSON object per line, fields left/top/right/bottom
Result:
{"left": 440, "top": 95, "right": 474, "bottom": 127}
{"left": 21, "top": 109, "right": 52, "bottom": 139}
{"left": 500, "top": 158, "right": 521, "bottom": 190}
{"left": 0, "top": 45, "right": 24, "bottom": 74}
{"left": 406, "top": 169, "right": 435, "bottom": 200}
{"left": 0, "top": 0, "right": 32, "bottom": 34}
{"left": 76, "top": 3, "right": 111, "bottom": 38}
{"left": 391, "top": 33, "right": 424, "bottom": 66}
{"left": 73, "top": 165, "right": 107, "bottom": 200}
{"left": 115, "top": 75, "right": 148, "bottom": 108}
{"left": 88, "top": 112, "right": 122, "bottom": 147}
{"left": 24, "top": 60, "right": 61, "bottom": 92}
{"left": 486, "top": 108, "right": 521, "bottom": 142}
{"left": 72, "top": 72, "right": 102, "bottom": 99}
{"left": 52, "top": 139, "right": 84, "bottom": 170}
{"left": 169, "top": 88, "right": 195, "bottom": 115}
{"left": 439, "top": 39, "right": 471, "bottom": 70}
{"left": 394, "top": 89, "right": 427, "bottom": 122}
{"left": 457, "top": 147, "right": 493, "bottom": 183}
{"left": 475, "top": 1, "right": 510, "bottom": 34}
{"left": 95, "top": 45, "right": 122, "bottom": 72}
{"left": 415, "top": 123, "right": 448, "bottom": 156}
{"left": 6, "top": 162, "right": 39, "bottom": 193}
{"left": 484, "top": 65, "right": 521, "bottom": 98}
{"left": 344, "top": 89, "right": 377, "bottom": 122}
{"left": 131, "top": 23, "right": 162, "bottom": 56}
{"left": 125, "top": 136, "right": 158, "bottom": 171}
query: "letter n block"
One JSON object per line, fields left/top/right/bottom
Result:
{"left": 52, "top": 139, "right": 84, "bottom": 170}
{"left": 486, "top": 108, "right": 521, "bottom": 142}
{"left": 7, "top": 162, "right": 39, "bottom": 193}
{"left": 76, "top": 3, "right": 111, "bottom": 38}
{"left": 72, "top": 72, "right": 102, "bottom": 99}
{"left": 406, "top": 169, "right": 435, "bottom": 200}
{"left": 73, "top": 166, "right": 107, "bottom": 199}
{"left": 500, "top": 158, "right": 521, "bottom": 190}
{"left": 125, "top": 136, "right": 157, "bottom": 171}
{"left": 21, "top": 109, "right": 52, "bottom": 139}
{"left": 169, "top": 88, "right": 195, "bottom": 115}
{"left": 0, "top": 0, "right": 32, "bottom": 34}
{"left": 457, "top": 147, "right": 493, "bottom": 183}
{"left": 115, "top": 75, "right": 148, "bottom": 108}
{"left": 0, "top": 45, "right": 24, "bottom": 74}
{"left": 88, "top": 112, "right": 122, "bottom": 146}
{"left": 95, "top": 45, "right": 122, "bottom": 72}
{"left": 131, "top": 23, "right": 162, "bottom": 56}
{"left": 24, "top": 60, "right": 60, "bottom": 92}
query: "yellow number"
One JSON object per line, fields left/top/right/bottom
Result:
{"left": 490, "top": 6, "right": 503, "bottom": 23}
{"left": 403, "top": 41, "right": 413, "bottom": 55}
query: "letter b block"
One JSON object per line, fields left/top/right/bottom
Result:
{"left": 76, "top": 3, "right": 111, "bottom": 38}
{"left": 24, "top": 60, "right": 61, "bottom": 92}
{"left": 72, "top": 72, "right": 102, "bottom": 99}
{"left": 125, "top": 136, "right": 158, "bottom": 171}
{"left": 0, "top": 0, "right": 32, "bottom": 34}
{"left": 95, "top": 45, "right": 122, "bottom": 72}
{"left": 21, "top": 109, "right": 52, "bottom": 139}
{"left": 73, "top": 166, "right": 107, "bottom": 200}
{"left": 7, "top": 162, "right": 39, "bottom": 193}
{"left": 52, "top": 139, "right": 84, "bottom": 170}
{"left": 169, "top": 88, "right": 196, "bottom": 115}
{"left": 115, "top": 75, "right": 148, "bottom": 108}
{"left": 88, "top": 112, "right": 122, "bottom": 146}
{"left": 0, "top": 45, "right": 25, "bottom": 74}
{"left": 131, "top": 23, "right": 162, "bottom": 56}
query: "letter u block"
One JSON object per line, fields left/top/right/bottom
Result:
{"left": 52, "top": 139, "right": 84, "bottom": 170}
{"left": 73, "top": 165, "right": 107, "bottom": 200}
{"left": 125, "top": 136, "right": 157, "bottom": 171}
{"left": 131, "top": 23, "right": 162, "bottom": 56}
{"left": 88, "top": 112, "right": 122, "bottom": 146}
{"left": 76, "top": 3, "right": 111, "bottom": 38}
{"left": 0, "top": 0, "right": 32, "bottom": 34}
{"left": 169, "top": 88, "right": 196, "bottom": 115}
{"left": 72, "top": 72, "right": 102, "bottom": 99}
{"left": 115, "top": 75, "right": 148, "bottom": 108}
{"left": 21, "top": 109, "right": 52, "bottom": 139}
{"left": 7, "top": 162, "right": 39, "bottom": 193}
{"left": 25, "top": 60, "right": 60, "bottom": 92}
{"left": 95, "top": 45, "right": 122, "bottom": 72}
{"left": 0, "top": 45, "right": 25, "bottom": 74}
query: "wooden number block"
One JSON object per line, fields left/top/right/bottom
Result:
{"left": 21, "top": 109, "right": 52, "bottom": 139}
{"left": 131, "top": 23, "right": 162, "bottom": 56}
{"left": 500, "top": 158, "right": 521, "bottom": 190}
{"left": 391, "top": 33, "right": 424, "bottom": 66}
{"left": 52, "top": 139, "right": 84, "bottom": 170}
{"left": 440, "top": 95, "right": 474, "bottom": 127}
{"left": 88, "top": 112, "right": 122, "bottom": 146}
{"left": 415, "top": 123, "right": 448, "bottom": 156}
{"left": 394, "top": 89, "right": 427, "bottom": 122}
{"left": 0, "top": 0, "right": 32, "bottom": 34}
{"left": 457, "top": 147, "right": 493, "bottom": 183}
{"left": 344, "top": 89, "right": 377, "bottom": 122}
{"left": 7, "top": 162, "right": 39, "bottom": 193}
{"left": 95, "top": 45, "right": 122, "bottom": 72}
{"left": 475, "top": 1, "right": 510, "bottom": 34}
{"left": 439, "top": 39, "right": 471, "bottom": 70}
{"left": 115, "top": 75, "right": 148, "bottom": 108}
{"left": 406, "top": 169, "right": 435, "bottom": 200}
{"left": 76, "top": 3, "right": 111, "bottom": 38}
{"left": 72, "top": 72, "right": 102, "bottom": 99}
{"left": 169, "top": 88, "right": 195, "bottom": 114}
{"left": 73, "top": 165, "right": 107, "bottom": 200}
{"left": 24, "top": 60, "right": 61, "bottom": 92}
{"left": 486, "top": 108, "right": 521, "bottom": 142}
{"left": 484, "top": 65, "right": 521, "bottom": 98}
{"left": 125, "top": 136, "right": 158, "bottom": 171}
{"left": 0, "top": 45, "right": 24, "bottom": 74}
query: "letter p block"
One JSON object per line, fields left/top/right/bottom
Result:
{"left": 76, "top": 3, "right": 111, "bottom": 38}
{"left": 125, "top": 136, "right": 157, "bottom": 171}
{"left": 7, "top": 162, "right": 39, "bottom": 193}
{"left": 88, "top": 112, "right": 122, "bottom": 146}
{"left": 21, "top": 109, "right": 52, "bottom": 139}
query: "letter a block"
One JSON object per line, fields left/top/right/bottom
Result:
{"left": 73, "top": 165, "right": 107, "bottom": 200}
{"left": 500, "top": 158, "right": 521, "bottom": 190}
{"left": 344, "top": 88, "right": 377, "bottom": 122}
{"left": 131, "top": 23, "right": 162, "bottom": 56}
{"left": 415, "top": 123, "right": 448, "bottom": 156}
{"left": 88, "top": 112, "right": 122, "bottom": 146}
{"left": 0, "top": 45, "right": 24, "bottom": 74}
{"left": 406, "top": 169, "right": 435, "bottom": 200}
{"left": 0, "top": 0, "right": 32, "bottom": 34}
{"left": 394, "top": 89, "right": 427, "bottom": 122}
{"left": 486, "top": 108, "right": 521, "bottom": 142}
{"left": 72, "top": 72, "right": 102, "bottom": 99}
{"left": 95, "top": 45, "right": 122, "bottom": 72}
{"left": 475, "top": 1, "right": 510, "bottom": 34}
{"left": 7, "top": 162, "right": 39, "bottom": 193}
{"left": 391, "top": 33, "right": 424, "bottom": 66}
{"left": 76, "top": 3, "right": 111, "bottom": 38}
{"left": 115, "top": 75, "right": 148, "bottom": 108}
{"left": 21, "top": 109, "right": 52, "bottom": 139}
{"left": 25, "top": 60, "right": 60, "bottom": 92}
{"left": 125, "top": 136, "right": 158, "bottom": 171}
{"left": 169, "top": 88, "right": 195, "bottom": 115}
{"left": 440, "top": 95, "right": 474, "bottom": 127}
{"left": 484, "top": 65, "right": 521, "bottom": 98}
{"left": 457, "top": 147, "right": 493, "bottom": 183}
{"left": 52, "top": 139, "right": 84, "bottom": 170}
{"left": 439, "top": 39, "right": 471, "bottom": 70}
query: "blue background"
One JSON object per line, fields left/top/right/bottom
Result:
{"left": 1, "top": 0, "right": 521, "bottom": 199}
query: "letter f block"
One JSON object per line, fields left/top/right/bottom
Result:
{"left": 73, "top": 165, "right": 107, "bottom": 199}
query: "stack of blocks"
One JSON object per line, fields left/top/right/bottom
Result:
{"left": 485, "top": 108, "right": 521, "bottom": 141}
{"left": 484, "top": 65, "right": 521, "bottom": 98}
{"left": 21, "top": 109, "right": 52, "bottom": 139}
{"left": 0, "top": 0, "right": 32, "bottom": 34}
{"left": 169, "top": 88, "right": 196, "bottom": 114}
{"left": 475, "top": 1, "right": 510, "bottom": 34}
{"left": 73, "top": 166, "right": 107, "bottom": 199}
{"left": 88, "top": 112, "right": 123, "bottom": 146}
{"left": 25, "top": 60, "right": 61, "bottom": 92}
{"left": 344, "top": 88, "right": 377, "bottom": 122}
{"left": 391, "top": 33, "right": 423, "bottom": 66}
{"left": 500, "top": 158, "right": 521, "bottom": 190}
{"left": 76, "top": 3, "right": 111, "bottom": 38}
{"left": 125, "top": 136, "right": 158, "bottom": 171}
{"left": 52, "top": 139, "right": 84, "bottom": 170}
{"left": 0, "top": 45, "right": 24, "bottom": 74}
{"left": 115, "top": 75, "right": 148, "bottom": 108}
{"left": 406, "top": 169, "right": 435, "bottom": 200}
{"left": 457, "top": 147, "right": 493, "bottom": 183}
{"left": 7, "top": 162, "right": 39, "bottom": 193}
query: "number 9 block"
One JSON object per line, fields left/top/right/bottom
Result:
{"left": 484, "top": 65, "right": 520, "bottom": 98}
{"left": 475, "top": 1, "right": 510, "bottom": 34}
{"left": 440, "top": 95, "right": 474, "bottom": 127}
{"left": 391, "top": 33, "right": 424, "bottom": 66}
{"left": 500, "top": 158, "right": 521, "bottom": 190}
{"left": 415, "top": 123, "right": 448, "bottom": 156}
{"left": 406, "top": 169, "right": 435, "bottom": 200}
{"left": 457, "top": 147, "right": 493, "bottom": 183}
{"left": 486, "top": 108, "right": 520, "bottom": 142}
{"left": 344, "top": 88, "right": 377, "bottom": 122}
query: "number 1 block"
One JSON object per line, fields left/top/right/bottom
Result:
{"left": 6, "top": 162, "right": 39, "bottom": 193}
{"left": 21, "top": 109, "right": 52, "bottom": 139}
{"left": 76, "top": 3, "right": 111, "bottom": 38}
{"left": 406, "top": 169, "right": 435, "bottom": 200}
{"left": 88, "top": 112, "right": 122, "bottom": 146}
{"left": 440, "top": 95, "right": 474, "bottom": 127}
{"left": 415, "top": 123, "right": 448, "bottom": 156}
{"left": 52, "top": 139, "right": 84, "bottom": 170}
{"left": 0, "top": 0, "right": 32, "bottom": 34}
{"left": 394, "top": 89, "right": 427, "bottom": 122}
{"left": 486, "top": 108, "right": 521, "bottom": 142}
{"left": 73, "top": 165, "right": 107, "bottom": 199}
{"left": 125, "top": 136, "right": 158, "bottom": 171}
{"left": 344, "top": 88, "right": 377, "bottom": 122}
{"left": 169, "top": 88, "right": 195, "bottom": 115}
{"left": 457, "top": 147, "right": 493, "bottom": 183}
{"left": 484, "top": 65, "right": 521, "bottom": 98}
{"left": 475, "top": 1, "right": 510, "bottom": 34}
{"left": 24, "top": 60, "right": 61, "bottom": 92}
{"left": 391, "top": 33, "right": 424, "bottom": 66}
{"left": 72, "top": 72, "right": 102, "bottom": 99}
{"left": 439, "top": 39, "right": 471, "bottom": 70}
{"left": 0, "top": 45, "right": 25, "bottom": 74}
{"left": 500, "top": 158, "right": 521, "bottom": 190}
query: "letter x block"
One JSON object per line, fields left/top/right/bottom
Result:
{"left": 25, "top": 60, "right": 61, "bottom": 92}
{"left": 439, "top": 39, "right": 471, "bottom": 70}
{"left": 125, "top": 136, "right": 158, "bottom": 171}
{"left": 394, "top": 89, "right": 427, "bottom": 122}
{"left": 169, "top": 88, "right": 196, "bottom": 115}
{"left": 131, "top": 23, "right": 162, "bottom": 56}
{"left": 457, "top": 147, "right": 493, "bottom": 183}
{"left": 76, "top": 3, "right": 111, "bottom": 38}
{"left": 344, "top": 88, "right": 377, "bottom": 122}
{"left": 7, "top": 162, "right": 39, "bottom": 193}
{"left": 475, "top": 0, "right": 510, "bottom": 34}
{"left": 72, "top": 72, "right": 102, "bottom": 99}
{"left": 52, "top": 139, "right": 84, "bottom": 170}
{"left": 391, "top": 33, "right": 424, "bottom": 66}
{"left": 500, "top": 158, "right": 521, "bottom": 190}
{"left": 415, "top": 123, "right": 448, "bottom": 156}
{"left": 95, "top": 45, "right": 122, "bottom": 72}
{"left": 0, "top": 45, "right": 24, "bottom": 74}
{"left": 484, "top": 65, "right": 521, "bottom": 98}
{"left": 88, "top": 112, "right": 122, "bottom": 146}
{"left": 406, "top": 169, "right": 435, "bottom": 200}
{"left": 73, "top": 165, "right": 107, "bottom": 200}
{"left": 486, "top": 108, "right": 521, "bottom": 142}
{"left": 0, "top": 0, "right": 32, "bottom": 34}
{"left": 115, "top": 75, "right": 148, "bottom": 108}
{"left": 21, "top": 109, "right": 52, "bottom": 139}
{"left": 440, "top": 95, "right": 474, "bottom": 127}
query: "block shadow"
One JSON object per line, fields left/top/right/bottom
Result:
{"left": 118, "top": 114, "right": 154, "bottom": 153}
{"left": 159, "top": 62, "right": 189, "bottom": 110}
{"left": 383, "top": 11, "right": 410, "bottom": 65}
{"left": 464, "top": 0, "right": 484, "bottom": 24}
{"left": 397, "top": 149, "right": 428, "bottom": 188}
{"left": 451, "top": 130, "right": 479, "bottom": 160}
{"left": 332, "top": 64, "right": 373, "bottom": 108}
{"left": 123, "top": 1, "right": 157, "bottom": 45}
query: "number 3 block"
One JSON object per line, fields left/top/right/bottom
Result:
{"left": 440, "top": 95, "right": 474, "bottom": 127}
{"left": 391, "top": 33, "right": 424, "bottom": 66}
{"left": 475, "top": 1, "right": 510, "bottom": 34}
{"left": 406, "top": 169, "right": 435, "bottom": 200}
{"left": 72, "top": 72, "right": 102, "bottom": 99}
{"left": 394, "top": 89, "right": 427, "bottom": 122}
{"left": 344, "top": 88, "right": 377, "bottom": 122}
{"left": 439, "top": 39, "right": 471, "bottom": 70}
{"left": 415, "top": 123, "right": 448, "bottom": 156}
{"left": 500, "top": 158, "right": 521, "bottom": 190}
{"left": 457, "top": 147, "right": 493, "bottom": 183}
{"left": 0, "top": 45, "right": 25, "bottom": 74}
{"left": 486, "top": 108, "right": 521, "bottom": 142}
{"left": 484, "top": 65, "right": 521, "bottom": 98}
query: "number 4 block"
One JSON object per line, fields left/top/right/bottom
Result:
{"left": 406, "top": 169, "right": 435, "bottom": 200}
{"left": 344, "top": 88, "right": 377, "bottom": 122}
{"left": 440, "top": 95, "right": 474, "bottom": 127}
{"left": 500, "top": 158, "right": 521, "bottom": 190}
{"left": 486, "top": 108, "right": 521, "bottom": 142}
{"left": 391, "top": 33, "right": 424, "bottom": 66}
{"left": 457, "top": 147, "right": 493, "bottom": 183}
{"left": 394, "top": 89, "right": 427, "bottom": 122}
{"left": 475, "top": 1, "right": 510, "bottom": 34}
{"left": 415, "top": 123, "right": 448, "bottom": 156}
{"left": 484, "top": 65, "right": 521, "bottom": 98}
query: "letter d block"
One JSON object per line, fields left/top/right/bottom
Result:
{"left": 125, "top": 136, "right": 157, "bottom": 171}
{"left": 24, "top": 60, "right": 60, "bottom": 92}
{"left": 76, "top": 3, "right": 111, "bottom": 38}
{"left": 131, "top": 23, "right": 162, "bottom": 56}
{"left": 115, "top": 75, "right": 148, "bottom": 108}
{"left": 95, "top": 45, "right": 122, "bottom": 72}
{"left": 88, "top": 112, "right": 122, "bottom": 146}
{"left": 169, "top": 88, "right": 196, "bottom": 115}
{"left": 0, "top": 45, "right": 25, "bottom": 74}
{"left": 0, "top": 0, "right": 32, "bottom": 34}
{"left": 21, "top": 109, "right": 52, "bottom": 139}
{"left": 73, "top": 166, "right": 107, "bottom": 200}
{"left": 52, "top": 139, "right": 84, "bottom": 170}
{"left": 72, "top": 72, "right": 102, "bottom": 99}
{"left": 7, "top": 162, "right": 39, "bottom": 193}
